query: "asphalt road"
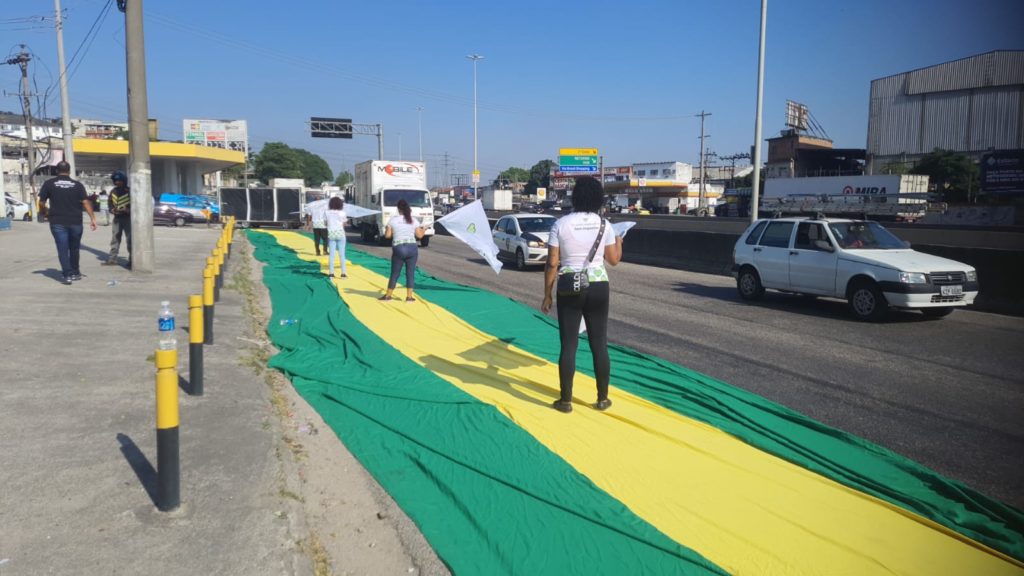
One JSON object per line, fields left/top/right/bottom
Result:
{"left": 355, "top": 232, "right": 1024, "bottom": 509}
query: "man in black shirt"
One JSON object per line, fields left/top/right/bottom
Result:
{"left": 38, "top": 161, "right": 97, "bottom": 285}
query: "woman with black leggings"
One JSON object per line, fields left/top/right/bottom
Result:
{"left": 541, "top": 176, "right": 623, "bottom": 413}
{"left": 379, "top": 199, "right": 425, "bottom": 302}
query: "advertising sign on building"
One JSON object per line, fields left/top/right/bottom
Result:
{"left": 183, "top": 119, "right": 248, "bottom": 152}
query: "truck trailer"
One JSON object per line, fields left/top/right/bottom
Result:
{"left": 761, "top": 174, "right": 931, "bottom": 220}
{"left": 351, "top": 160, "right": 435, "bottom": 247}
{"left": 218, "top": 187, "right": 303, "bottom": 228}
{"left": 482, "top": 189, "right": 513, "bottom": 211}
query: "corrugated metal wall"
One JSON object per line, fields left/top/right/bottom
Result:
{"left": 868, "top": 51, "right": 1024, "bottom": 160}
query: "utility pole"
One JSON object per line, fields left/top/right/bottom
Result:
{"left": 751, "top": 0, "right": 768, "bottom": 221}
{"left": 5, "top": 49, "right": 35, "bottom": 206}
{"left": 121, "top": 0, "right": 155, "bottom": 272}
{"left": 695, "top": 110, "right": 712, "bottom": 213}
{"left": 55, "top": 0, "right": 75, "bottom": 176}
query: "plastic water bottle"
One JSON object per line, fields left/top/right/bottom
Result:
{"left": 158, "top": 301, "right": 177, "bottom": 350}
{"left": 279, "top": 318, "right": 299, "bottom": 326}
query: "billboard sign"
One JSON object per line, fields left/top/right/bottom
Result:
{"left": 183, "top": 119, "right": 248, "bottom": 152}
{"left": 559, "top": 147, "right": 598, "bottom": 174}
{"left": 981, "top": 150, "right": 1024, "bottom": 195}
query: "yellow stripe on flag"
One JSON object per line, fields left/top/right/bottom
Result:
{"left": 263, "top": 230, "right": 1023, "bottom": 576}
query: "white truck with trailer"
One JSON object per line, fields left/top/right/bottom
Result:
{"left": 352, "top": 160, "right": 435, "bottom": 247}
{"left": 761, "top": 174, "right": 930, "bottom": 220}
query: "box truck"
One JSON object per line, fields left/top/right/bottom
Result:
{"left": 352, "top": 160, "right": 435, "bottom": 247}
{"left": 482, "top": 189, "right": 513, "bottom": 211}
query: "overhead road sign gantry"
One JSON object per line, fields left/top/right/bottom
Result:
{"left": 310, "top": 117, "right": 353, "bottom": 139}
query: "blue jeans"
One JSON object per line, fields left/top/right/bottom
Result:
{"left": 388, "top": 243, "right": 418, "bottom": 290}
{"left": 50, "top": 223, "right": 84, "bottom": 278}
{"left": 328, "top": 236, "right": 346, "bottom": 276}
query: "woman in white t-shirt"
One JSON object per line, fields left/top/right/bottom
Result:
{"left": 541, "top": 176, "right": 623, "bottom": 414}
{"left": 379, "top": 198, "right": 424, "bottom": 302}
{"left": 325, "top": 196, "right": 348, "bottom": 278}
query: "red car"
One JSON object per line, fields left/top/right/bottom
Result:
{"left": 154, "top": 203, "right": 194, "bottom": 227}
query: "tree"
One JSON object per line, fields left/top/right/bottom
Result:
{"left": 252, "top": 142, "right": 303, "bottom": 184}
{"left": 525, "top": 159, "right": 556, "bottom": 195}
{"left": 335, "top": 171, "right": 354, "bottom": 187}
{"left": 910, "top": 148, "right": 979, "bottom": 203}
{"left": 293, "top": 148, "right": 333, "bottom": 187}
{"left": 251, "top": 142, "right": 333, "bottom": 186}
{"left": 496, "top": 167, "right": 529, "bottom": 187}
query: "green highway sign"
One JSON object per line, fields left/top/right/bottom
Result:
{"left": 559, "top": 147, "right": 599, "bottom": 173}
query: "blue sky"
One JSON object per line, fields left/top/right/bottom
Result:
{"left": 4, "top": 0, "right": 1023, "bottom": 186}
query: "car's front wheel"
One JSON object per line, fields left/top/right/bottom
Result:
{"left": 921, "top": 307, "right": 954, "bottom": 319}
{"left": 515, "top": 249, "right": 527, "bottom": 271}
{"left": 848, "top": 280, "right": 888, "bottom": 322}
{"left": 174, "top": 217, "right": 186, "bottom": 227}
{"left": 737, "top": 267, "right": 765, "bottom": 301}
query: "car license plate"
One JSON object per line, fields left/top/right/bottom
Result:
{"left": 940, "top": 285, "right": 963, "bottom": 296}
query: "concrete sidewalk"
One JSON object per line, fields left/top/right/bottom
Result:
{"left": 0, "top": 219, "right": 445, "bottom": 575}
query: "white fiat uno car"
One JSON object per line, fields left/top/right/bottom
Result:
{"left": 732, "top": 217, "right": 979, "bottom": 321}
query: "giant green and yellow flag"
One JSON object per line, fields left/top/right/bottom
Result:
{"left": 249, "top": 230, "right": 1024, "bottom": 575}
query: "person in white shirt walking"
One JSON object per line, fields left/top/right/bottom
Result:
{"left": 325, "top": 196, "right": 348, "bottom": 278}
{"left": 378, "top": 199, "right": 424, "bottom": 302}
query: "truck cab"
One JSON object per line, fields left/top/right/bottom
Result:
{"left": 352, "top": 160, "right": 435, "bottom": 247}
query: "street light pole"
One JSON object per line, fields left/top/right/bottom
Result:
{"left": 466, "top": 54, "right": 484, "bottom": 201}
{"left": 416, "top": 106, "right": 423, "bottom": 162}
{"left": 750, "top": 0, "right": 767, "bottom": 222}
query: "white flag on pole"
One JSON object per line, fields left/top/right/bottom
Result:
{"left": 343, "top": 203, "right": 382, "bottom": 219}
{"left": 437, "top": 200, "right": 503, "bottom": 274}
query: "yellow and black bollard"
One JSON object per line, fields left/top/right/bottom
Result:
{"left": 213, "top": 248, "right": 223, "bottom": 302}
{"left": 188, "top": 294, "right": 204, "bottom": 396}
{"left": 203, "top": 264, "right": 215, "bottom": 345}
{"left": 154, "top": 347, "right": 180, "bottom": 512}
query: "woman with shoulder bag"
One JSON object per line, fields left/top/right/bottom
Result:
{"left": 379, "top": 198, "right": 425, "bottom": 302}
{"left": 541, "top": 176, "right": 623, "bottom": 414}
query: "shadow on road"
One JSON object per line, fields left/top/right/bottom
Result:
{"left": 31, "top": 268, "right": 66, "bottom": 282}
{"left": 670, "top": 281, "right": 938, "bottom": 324}
{"left": 116, "top": 433, "right": 158, "bottom": 507}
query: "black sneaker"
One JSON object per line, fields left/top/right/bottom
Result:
{"left": 61, "top": 276, "right": 73, "bottom": 285}
{"left": 70, "top": 273, "right": 82, "bottom": 281}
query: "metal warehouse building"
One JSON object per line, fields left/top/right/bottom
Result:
{"left": 866, "top": 50, "right": 1024, "bottom": 172}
